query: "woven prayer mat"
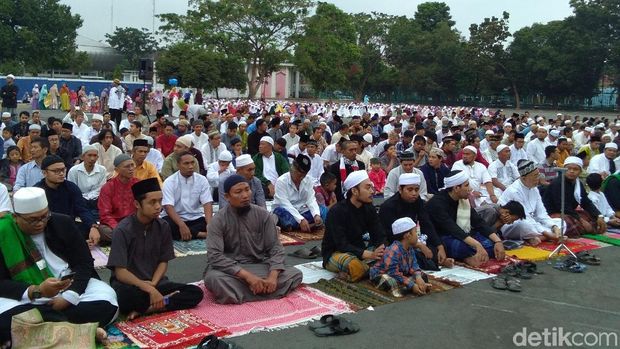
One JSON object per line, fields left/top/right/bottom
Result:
{"left": 536, "top": 238, "right": 603, "bottom": 253}
{"left": 284, "top": 227, "right": 324, "bottom": 242}
{"left": 91, "top": 246, "right": 111, "bottom": 269}
{"left": 189, "top": 282, "right": 352, "bottom": 337}
{"left": 173, "top": 239, "right": 207, "bottom": 257}
{"left": 462, "top": 256, "right": 522, "bottom": 275}
{"left": 116, "top": 310, "right": 230, "bottom": 349}
{"left": 583, "top": 232, "right": 620, "bottom": 246}
{"left": 278, "top": 233, "right": 305, "bottom": 246}
{"left": 97, "top": 324, "right": 139, "bottom": 349}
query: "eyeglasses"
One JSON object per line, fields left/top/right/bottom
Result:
{"left": 46, "top": 167, "right": 66, "bottom": 175}
{"left": 16, "top": 211, "right": 51, "bottom": 225}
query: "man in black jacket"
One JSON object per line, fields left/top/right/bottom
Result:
{"left": 328, "top": 140, "right": 366, "bottom": 202}
{"left": 0, "top": 74, "right": 18, "bottom": 121}
{"left": 0, "top": 187, "right": 118, "bottom": 344}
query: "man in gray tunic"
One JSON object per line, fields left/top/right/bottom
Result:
{"left": 204, "top": 175, "right": 302, "bottom": 304}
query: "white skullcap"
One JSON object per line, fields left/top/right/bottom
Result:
{"left": 81, "top": 144, "right": 98, "bottom": 155}
{"left": 6, "top": 74, "right": 15, "bottom": 79}
{"left": 597, "top": 123, "right": 605, "bottom": 128}
{"left": 28, "top": 124, "right": 41, "bottom": 131}
{"left": 399, "top": 173, "right": 421, "bottom": 186}
{"left": 496, "top": 144, "right": 509, "bottom": 153}
{"left": 389, "top": 116, "right": 395, "bottom": 122}
{"left": 585, "top": 127, "right": 593, "bottom": 133}
{"left": 392, "top": 217, "right": 416, "bottom": 236}
{"left": 13, "top": 187, "right": 47, "bottom": 214}
{"left": 564, "top": 156, "right": 583, "bottom": 168}
{"left": 549, "top": 130, "right": 560, "bottom": 137}
{"left": 503, "top": 121, "right": 512, "bottom": 127}
{"left": 463, "top": 145, "right": 477, "bottom": 154}
{"left": 363, "top": 134, "right": 373, "bottom": 143}
{"left": 564, "top": 120, "right": 573, "bottom": 125}
{"left": 556, "top": 113, "right": 563, "bottom": 116}
{"left": 144, "top": 135, "right": 154, "bottom": 146}
{"left": 615, "top": 123, "right": 620, "bottom": 127}
{"left": 484, "top": 130, "right": 495, "bottom": 135}
{"left": 219, "top": 150, "right": 233, "bottom": 162}
{"left": 260, "top": 136, "right": 274, "bottom": 146}
{"left": 605, "top": 142, "right": 618, "bottom": 150}
{"left": 442, "top": 170, "right": 469, "bottom": 190}
{"left": 2, "top": 112, "right": 10, "bottom": 118}
{"left": 175, "top": 135, "right": 192, "bottom": 148}
{"left": 235, "top": 154, "right": 254, "bottom": 168}
{"left": 343, "top": 170, "right": 369, "bottom": 194}
{"left": 92, "top": 113, "right": 104, "bottom": 121}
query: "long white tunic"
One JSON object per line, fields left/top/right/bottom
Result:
{"left": 273, "top": 172, "right": 320, "bottom": 222}
{"left": 161, "top": 172, "right": 212, "bottom": 221}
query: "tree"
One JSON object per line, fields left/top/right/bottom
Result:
{"left": 159, "top": 0, "right": 313, "bottom": 98}
{"left": 295, "top": 2, "right": 360, "bottom": 93}
{"left": 105, "top": 27, "right": 158, "bottom": 69}
{"left": 414, "top": 2, "right": 455, "bottom": 32}
{"left": 156, "top": 43, "right": 246, "bottom": 93}
{"left": 0, "top": 0, "right": 82, "bottom": 74}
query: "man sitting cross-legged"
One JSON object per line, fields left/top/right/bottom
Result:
{"left": 204, "top": 175, "right": 302, "bottom": 304}
{"left": 161, "top": 151, "right": 213, "bottom": 241}
{"left": 107, "top": 178, "right": 203, "bottom": 319}
{"left": 321, "top": 170, "right": 386, "bottom": 282}
{"left": 273, "top": 154, "right": 322, "bottom": 232}
{"left": 426, "top": 170, "right": 506, "bottom": 267}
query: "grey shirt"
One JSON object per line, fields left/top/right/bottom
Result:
{"left": 107, "top": 215, "right": 175, "bottom": 281}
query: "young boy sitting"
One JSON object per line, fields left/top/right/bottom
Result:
{"left": 587, "top": 173, "right": 620, "bottom": 227}
{"left": 370, "top": 217, "right": 433, "bottom": 297}
{"left": 368, "top": 157, "right": 386, "bottom": 194}
{"left": 315, "top": 172, "right": 337, "bottom": 222}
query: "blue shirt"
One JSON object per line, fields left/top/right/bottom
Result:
{"left": 13, "top": 160, "right": 44, "bottom": 191}
{"left": 370, "top": 240, "right": 421, "bottom": 289}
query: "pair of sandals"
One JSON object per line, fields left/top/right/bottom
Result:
{"left": 500, "top": 261, "right": 542, "bottom": 279}
{"left": 289, "top": 246, "right": 321, "bottom": 259}
{"left": 575, "top": 251, "right": 601, "bottom": 266}
{"left": 309, "top": 315, "right": 360, "bottom": 337}
{"left": 491, "top": 274, "right": 522, "bottom": 292}
{"left": 198, "top": 335, "right": 242, "bottom": 349}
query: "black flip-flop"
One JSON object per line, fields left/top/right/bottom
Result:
{"left": 505, "top": 277, "right": 522, "bottom": 292}
{"left": 288, "top": 247, "right": 318, "bottom": 259}
{"left": 553, "top": 258, "right": 587, "bottom": 273}
{"left": 311, "top": 317, "right": 360, "bottom": 337}
{"left": 198, "top": 335, "right": 242, "bottom": 349}
{"left": 310, "top": 245, "right": 322, "bottom": 256}
{"left": 491, "top": 277, "right": 508, "bottom": 290}
{"left": 576, "top": 251, "right": 601, "bottom": 266}
{"left": 309, "top": 314, "right": 338, "bottom": 330}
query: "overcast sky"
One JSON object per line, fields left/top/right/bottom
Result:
{"left": 62, "top": 0, "right": 574, "bottom": 42}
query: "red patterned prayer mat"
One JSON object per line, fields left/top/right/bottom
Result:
{"left": 284, "top": 227, "right": 324, "bottom": 242}
{"left": 278, "top": 233, "right": 305, "bottom": 246}
{"left": 190, "top": 282, "right": 352, "bottom": 337}
{"left": 535, "top": 238, "right": 603, "bottom": 253}
{"left": 116, "top": 310, "right": 230, "bottom": 349}
{"left": 463, "top": 256, "right": 522, "bottom": 274}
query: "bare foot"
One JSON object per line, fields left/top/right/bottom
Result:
{"left": 196, "top": 231, "right": 208, "bottom": 238}
{"left": 525, "top": 237, "right": 542, "bottom": 246}
{"left": 96, "top": 328, "right": 109, "bottom": 346}
{"left": 126, "top": 311, "right": 141, "bottom": 320}
{"left": 442, "top": 258, "right": 455, "bottom": 268}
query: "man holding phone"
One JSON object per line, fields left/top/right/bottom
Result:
{"left": 0, "top": 187, "right": 118, "bottom": 345}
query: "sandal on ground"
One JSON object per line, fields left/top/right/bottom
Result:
{"left": 519, "top": 261, "right": 542, "bottom": 275}
{"left": 288, "top": 248, "right": 318, "bottom": 259}
{"left": 309, "top": 315, "right": 338, "bottom": 330}
{"left": 491, "top": 277, "right": 508, "bottom": 290}
{"left": 576, "top": 251, "right": 601, "bottom": 266}
{"left": 505, "top": 277, "right": 522, "bottom": 292}
{"left": 553, "top": 258, "right": 587, "bottom": 273}
{"left": 311, "top": 317, "right": 360, "bottom": 337}
{"left": 309, "top": 245, "right": 322, "bottom": 256}
{"left": 198, "top": 335, "right": 243, "bottom": 349}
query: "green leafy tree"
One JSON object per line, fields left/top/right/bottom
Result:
{"left": 105, "top": 27, "right": 159, "bottom": 69}
{"left": 159, "top": 0, "right": 313, "bottom": 98}
{"left": 295, "top": 2, "right": 360, "bottom": 93}
{"left": 414, "top": 2, "right": 455, "bottom": 32}
{"left": 0, "top": 0, "right": 82, "bottom": 74}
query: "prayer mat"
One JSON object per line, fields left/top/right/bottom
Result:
{"left": 116, "top": 310, "right": 229, "bottom": 349}
{"left": 278, "top": 233, "right": 304, "bottom": 246}
{"left": 294, "top": 261, "right": 337, "bottom": 284}
{"left": 173, "top": 239, "right": 207, "bottom": 256}
{"left": 428, "top": 265, "right": 495, "bottom": 284}
{"left": 91, "top": 246, "right": 111, "bottom": 269}
{"left": 535, "top": 238, "right": 602, "bottom": 253}
{"left": 189, "top": 282, "right": 352, "bottom": 337}
{"left": 284, "top": 227, "right": 324, "bottom": 242}
{"left": 508, "top": 246, "right": 552, "bottom": 261}
{"left": 463, "top": 257, "right": 522, "bottom": 274}
{"left": 97, "top": 324, "right": 139, "bottom": 349}
{"left": 583, "top": 233, "right": 620, "bottom": 246}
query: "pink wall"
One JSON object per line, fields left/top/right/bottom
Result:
{"left": 261, "top": 77, "right": 271, "bottom": 98}
{"left": 275, "top": 71, "right": 286, "bottom": 99}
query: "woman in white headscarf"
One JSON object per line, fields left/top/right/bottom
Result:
{"left": 30, "top": 84, "right": 39, "bottom": 110}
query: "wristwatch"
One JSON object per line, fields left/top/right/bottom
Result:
{"left": 32, "top": 286, "right": 42, "bottom": 300}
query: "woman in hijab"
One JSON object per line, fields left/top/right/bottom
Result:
{"left": 38, "top": 84, "right": 48, "bottom": 110}
{"left": 60, "top": 83, "right": 71, "bottom": 111}
{"left": 47, "top": 83, "right": 59, "bottom": 110}
{"left": 30, "top": 84, "right": 39, "bottom": 110}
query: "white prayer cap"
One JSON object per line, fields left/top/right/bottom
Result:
{"left": 28, "top": 124, "right": 41, "bottom": 131}
{"left": 81, "top": 144, "right": 98, "bottom": 155}
{"left": 536, "top": 116, "right": 544, "bottom": 122}
{"left": 564, "top": 120, "right": 573, "bottom": 126}
{"left": 235, "top": 154, "right": 254, "bottom": 168}
{"left": 605, "top": 142, "right": 618, "bottom": 150}
{"left": 463, "top": 145, "right": 477, "bottom": 154}
{"left": 13, "top": 187, "right": 47, "bottom": 214}
{"left": 175, "top": 135, "right": 192, "bottom": 148}
{"left": 496, "top": 144, "right": 509, "bottom": 153}
{"left": 363, "top": 134, "right": 373, "bottom": 143}
{"left": 564, "top": 156, "right": 583, "bottom": 168}
{"left": 615, "top": 123, "right": 620, "bottom": 128}
{"left": 219, "top": 150, "right": 233, "bottom": 162}
{"left": 549, "top": 129, "right": 560, "bottom": 137}
{"left": 557, "top": 113, "right": 563, "bottom": 116}
{"left": 6, "top": 74, "right": 15, "bottom": 79}
{"left": 238, "top": 121, "right": 247, "bottom": 126}
{"left": 503, "top": 121, "right": 512, "bottom": 127}
{"left": 343, "top": 170, "right": 369, "bottom": 193}
{"left": 484, "top": 130, "right": 494, "bottom": 135}
{"left": 144, "top": 136, "right": 154, "bottom": 146}
{"left": 260, "top": 136, "right": 274, "bottom": 146}
{"left": 585, "top": 127, "right": 593, "bottom": 133}
{"left": 92, "top": 113, "right": 104, "bottom": 121}
{"left": 2, "top": 112, "right": 10, "bottom": 118}
{"left": 442, "top": 170, "right": 469, "bottom": 190}
{"left": 389, "top": 116, "right": 395, "bottom": 122}
{"left": 399, "top": 173, "right": 421, "bottom": 186}
{"left": 597, "top": 123, "right": 605, "bottom": 129}
{"left": 392, "top": 217, "right": 416, "bottom": 236}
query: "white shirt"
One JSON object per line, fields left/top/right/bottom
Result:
{"left": 356, "top": 149, "right": 373, "bottom": 170}
{"left": 88, "top": 127, "right": 101, "bottom": 141}
{"left": 384, "top": 166, "right": 428, "bottom": 200}
{"left": 67, "top": 162, "right": 107, "bottom": 200}
{"left": 288, "top": 144, "right": 307, "bottom": 160}
{"left": 161, "top": 171, "right": 213, "bottom": 221}
{"left": 119, "top": 119, "right": 132, "bottom": 132}
{"left": 108, "top": 86, "right": 125, "bottom": 110}
{"left": 191, "top": 132, "right": 209, "bottom": 151}
{"left": 526, "top": 138, "right": 549, "bottom": 165}
{"left": 488, "top": 159, "right": 520, "bottom": 188}
{"left": 146, "top": 148, "right": 164, "bottom": 172}
{"left": 509, "top": 145, "right": 528, "bottom": 165}
{"left": 483, "top": 147, "right": 498, "bottom": 164}
{"left": 499, "top": 179, "right": 557, "bottom": 233}
{"left": 273, "top": 172, "right": 320, "bottom": 222}
{"left": 94, "top": 143, "right": 122, "bottom": 179}
{"left": 588, "top": 191, "right": 615, "bottom": 220}
{"left": 201, "top": 142, "right": 227, "bottom": 166}
{"left": 282, "top": 133, "right": 300, "bottom": 150}
{"left": 262, "top": 153, "right": 279, "bottom": 185}
{"left": 307, "top": 153, "right": 324, "bottom": 186}
{"left": 0, "top": 183, "right": 10, "bottom": 212}
{"left": 588, "top": 153, "right": 614, "bottom": 176}
{"left": 479, "top": 138, "right": 490, "bottom": 153}
{"left": 321, "top": 144, "right": 340, "bottom": 166}
{"left": 72, "top": 122, "right": 91, "bottom": 147}
{"left": 206, "top": 161, "right": 235, "bottom": 189}
{"left": 452, "top": 160, "right": 492, "bottom": 195}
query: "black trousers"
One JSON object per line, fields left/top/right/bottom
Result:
{"left": 162, "top": 216, "right": 206, "bottom": 240}
{"left": 111, "top": 280, "right": 203, "bottom": 315}
{"left": 110, "top": 108, "right": 123, "bottom": 128}
{"left": 0, "top": 301, "right": 118, "bottom": 342}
